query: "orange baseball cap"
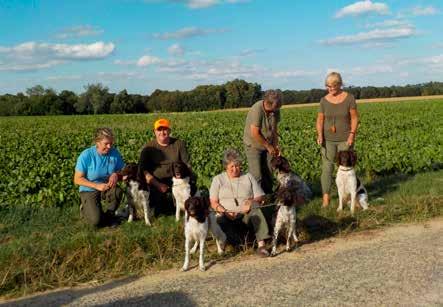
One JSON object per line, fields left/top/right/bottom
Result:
{"left": 154, "top": 118, "right": 170, "bottom": 130}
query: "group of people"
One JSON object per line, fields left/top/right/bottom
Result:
{"left": 74, "top": 72, "right": 359, "bottom": 256}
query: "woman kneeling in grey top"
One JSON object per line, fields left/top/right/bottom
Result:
{"left": 209, "top": 148, "right": 270, "bottom": 257}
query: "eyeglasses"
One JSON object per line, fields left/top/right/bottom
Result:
{"left": 326, "top": 84, "right": 340, "bottom": 89}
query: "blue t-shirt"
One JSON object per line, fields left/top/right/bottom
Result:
{"left": 75, "top": 145, "right": 125, "bottom": 192}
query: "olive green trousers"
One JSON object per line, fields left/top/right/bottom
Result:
{"left": 321, "top": 140, "right": 352, "bottom": 194}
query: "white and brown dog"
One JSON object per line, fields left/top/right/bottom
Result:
{"left": 182, "top": 196, "right": 226, "bottom": 272}
{"left": 120, "top": 162, "right": 152, "bottom": 226}
{"left": 336, "top": 150, "right": 369, "bottom": 215}
{"left": 172, "top": 162, "right": 192, "bottom": 222}
{"left": 271, "top": 186, "right": 303, "bottom": 256}
{"left": 270, "top": 156, "right": 312, "bottom": 202}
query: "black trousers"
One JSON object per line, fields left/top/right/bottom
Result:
{"left": 150, "top": 175, "right": 197, "bottom": 217}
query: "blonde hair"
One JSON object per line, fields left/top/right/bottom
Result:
{"left": 94, "top": 127, "right": 115, "bottom": 143}
{"left": 325, "top": 72, "right": 343, "bottom": 87}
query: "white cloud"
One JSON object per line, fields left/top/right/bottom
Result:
{"left": 239, "top": 48, "right": 265, "bottom": 57}
{"left": 151, "top": 0, "right": 248, "bottom": 9}
{"left": 154, "top": 58, "right": 265, "bottom": 81}
{"left": 187, "top": 0, "right": 218, "bottom": 9}
{"left": 0, "top": 60, "right": 63, "bottom": 72}
{"left": 0, "top": 41, "right": 114, "bottom": 72}
{"left": 410, "top": 6, "right": 438, "bottom": 16}
{"left": 137, "top": 55, "right": 161, "bottom": 67}
{"left": 350, "top": 65, "right": 393, "bottom": 76}
{"left": 0, "top": 41, "right": 115, "bottom": 60}
{"left": 320, "top": 26, "right": 416, "bottom": 45}
{"left": 153, "top": 27, "right": 229, "bottom": 40}
{"left": 97, "top": 71, "right": 145, "bottom": 80}
{"left": 168, "top": 43, "right": 185, "bottom": 56}
{"left": 114, "top": 59, "right": 136, "bottom": 65}
{"left": 272, "top": 70, "right": 317, "bottom": 78}
{"left": 46, "top": 75, "right": 82, "bottom": 81}
{"left": 51, "top": 42, "right": 115, "bottom": 59}
{"left": 399, "top": 54, "right": 443, "bottom": 70}
{"left": 335, "top": 0, "right": 389, "bottom": 18}
{"left": 366, "top": 19, "right": 411, "bottom": 28}
{"left": 55, "top": 25, "right": 104, "bottom": 39}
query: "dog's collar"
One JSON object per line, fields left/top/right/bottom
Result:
{"left": 338, "top": 166, "right": 354, "bottom": 171}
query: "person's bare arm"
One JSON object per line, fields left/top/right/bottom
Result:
{"left": 250, "top": 125, "right": 278, "bottom": 156}
{"left": 74, "top": 170, "right": 108, "bottom": 192}
{"left": 316, "top": 112, "right": 325, "bottom": 145}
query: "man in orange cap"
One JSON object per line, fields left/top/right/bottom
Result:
{"left": 138, "top": 118, "right": 195, "bottom": 215}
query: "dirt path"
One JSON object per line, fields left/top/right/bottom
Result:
{"left": 2, "top": 219, "right": 442, "bottom": 306}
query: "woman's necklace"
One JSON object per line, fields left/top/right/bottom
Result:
{"left": 228, "top": 175, "right": 240, "bottom": 206}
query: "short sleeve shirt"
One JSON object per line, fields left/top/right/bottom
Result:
{"left": 139, "top": 138, "right": 190, "bottom": 180}
{"left": 209, "top": 172, "right": 264, "bottom": 213}
{"left": 319, "top": 93, "right": 357, "bottom": 142}
{"left": 75, "top": 146, "right": 125, "bottom": 192}
{"left": 243, "top": 100, "right": 280, "bottom": 149}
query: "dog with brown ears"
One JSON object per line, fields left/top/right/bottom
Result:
{"left": 271, "top": 186, "right": 303, "bottom": 256}
{"left": 270, "top": 155, "right": 312, "bottom": 202}
{"left": 120, "top": 162, "right": 152, "bottom": 226}
{"left": 172, "top": 162, "right": 192, "bottom": 222}
{"left": 182, "top": 196, "right": 226, "bottom": 272}
{"left": 335, "top": 150, "right": 369, "bottom": 215}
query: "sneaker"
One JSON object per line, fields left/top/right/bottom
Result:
{"left": 256, "top": 246, "right": 270, "bottom": 257}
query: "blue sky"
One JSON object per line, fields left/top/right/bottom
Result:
{"left": 0, "top": 0, "right": 442, "bottom": 94}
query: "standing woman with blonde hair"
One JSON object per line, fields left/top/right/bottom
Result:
{"left": 316, "top": 72, "right": 358, "bottom": 207}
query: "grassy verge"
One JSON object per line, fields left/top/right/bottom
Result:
{"left": 1, "top": 170, "right": 442, "bottom": 299}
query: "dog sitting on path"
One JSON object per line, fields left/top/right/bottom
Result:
{"left": 271, "top": 186, "right": 302, "bottom": 256}
{"left": 120, "top": 162, "right": 151, "bottom": 226}
{"left": 335, "top": 150, "right": 369, "bottom": 215}
{"left": 182, "top": 196, "right": 226, "bottom": 272}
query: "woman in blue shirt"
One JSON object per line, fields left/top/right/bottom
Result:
{"left": 74, "top": 127, "right": 125, "bottom": 227}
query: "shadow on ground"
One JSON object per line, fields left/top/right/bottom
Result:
{"left": 94, "top": 292, "right": 196, "bottom": 307}
{"left": 0, "top": 277, "right": 139, "bottom": 307}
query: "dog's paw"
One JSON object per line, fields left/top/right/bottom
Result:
{"left": 181, "top": 266, "right": 189, "bottom": 272}
{"left": 336, "top": 207, "right": 343, "bottom": 212}
{"left": 199, "top": 265, "right": 206, "bottom": 272}
{"left": 271, "top": 249, "right": 277, "bottom": 257}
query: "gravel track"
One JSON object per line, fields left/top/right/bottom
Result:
{"left": 2, "top": 218, "right": 442, "bottom": 307}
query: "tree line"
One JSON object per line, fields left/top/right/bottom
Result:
{"left": 1, "top": 80, "right": 443, "bottom": 116}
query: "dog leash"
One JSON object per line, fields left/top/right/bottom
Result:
{"left": 208, "top": 202, "right": 278, "bottom": 214}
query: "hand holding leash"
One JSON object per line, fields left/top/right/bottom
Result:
{"left": 107, "top": 172, "right": 119, "bottom": 188}
{"left": 95, "top": 183, "right": 109, "bottom": 192}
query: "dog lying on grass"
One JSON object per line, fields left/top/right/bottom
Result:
{"left": 120, "top": 162, "right": 152, "bottom": 226}
{"left": 182, "top": 196, "right": 226, "bottom": 272}
{"left": 335, "top": 150, "right": 369, "bottom": 215}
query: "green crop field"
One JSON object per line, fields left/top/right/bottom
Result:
{"left": 0, "top": 99, "right": 442, "bottom": 298}
{"left": 0, "top": 99, "right": 442, "bottom": 209}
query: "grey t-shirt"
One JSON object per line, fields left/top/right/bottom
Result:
{"left": 319, "top": 93, "right": 357, "bottom": 142}
{"left": 209, "top": 172, "right": 264, "bottom": 213}
{"left": 243, "top": 100, "right": 280, "bottom": 150}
